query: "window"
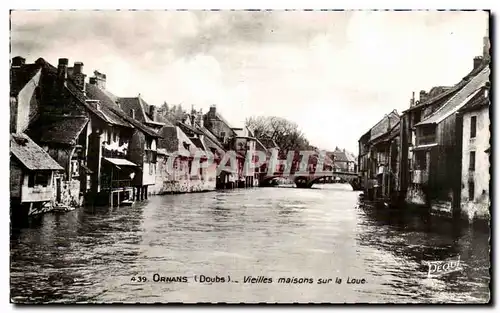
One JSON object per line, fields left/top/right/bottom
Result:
{"left": 414, "top": 111, "right": 421, "bottom": 125}
{"left": 468, "top": 181, "right": 475, "bottom": 201}
{"left": 469, "top": 151, "right": 476, "bottom": 171}
{"left": 28, "top": 174, "right": 35, "bottom": 187}
{"left": 113, "top": 131, "right": 117, "bottom": 143}
{"left": 414, "top": 151, "right": 427, "bottom": 170}
{"left": 470, "top": 116, "right": 477, "bottom": 139}
{"left": 220, "top": 131, "right": 226, "bottom": 138}
{"left": 107, "top": 130, "right": 111, "bottom": 143}
{"left": 28, "top": 172, "right": 50, "bottom": 187}
{"left": 35, "top": 86, "right": 42, "bottom": 101}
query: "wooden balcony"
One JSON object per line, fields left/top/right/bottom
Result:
{"left": 416, "top": 134, "right": 436, "bottom": 146}
{"left": 101, "top": 179, "right": 132, "bottom": 190}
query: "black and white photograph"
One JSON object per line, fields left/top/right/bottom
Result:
{"left": 9, "top": 9, "right": 491, "bottom": 304}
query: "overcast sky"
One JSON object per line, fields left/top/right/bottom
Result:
{"left": 10, "top": 10, "right": 488, "bottom": 153}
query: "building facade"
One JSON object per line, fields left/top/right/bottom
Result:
{"left": 458, "top": 83, "right": 491, "bottom": 222}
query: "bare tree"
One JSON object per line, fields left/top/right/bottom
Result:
{"left": 246, "top": 116, "right": 310, "bottom": 157}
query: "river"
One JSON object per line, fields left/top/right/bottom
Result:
{"left": 10, "top": 184, "right": 490, "bottom": 303}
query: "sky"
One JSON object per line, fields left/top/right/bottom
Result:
{"left": 10, "top": 10, "right": 489, "bottom": 153}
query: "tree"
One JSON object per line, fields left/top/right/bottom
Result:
{"left": 158, "top": 102, "right": 187, "bottom": 123}
{"left": 246, "top": 116, "right": 310, "bottom": 157}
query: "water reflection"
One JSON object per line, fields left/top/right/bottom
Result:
{"left": 10, "top": 184, "right": 490, "bottom": 303}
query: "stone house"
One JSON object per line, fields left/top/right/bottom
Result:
{"left": 232, "top": 126, "right": 258, "bottom": 187}
{"left": 399, "top": 36, "right": 490, "bottom": 215}
{"left": 12, "top": 57, "right": 96, "bottom": 209}
{"left": 203, "top": 105, "right": 245, "bottom": 188}
{"left": 153, "top": 115, "right": 211, "bottom": 194}
{"left": 85, "top": 76, "right": 162, "bottom": 203}
{"left": 357, "top": 110, "right": 400, "bottom": 201}
{"left": 457, "top": 81, "right": 490, "bottom": 222}
{"left": 10, "top": 133, "right": 64, "bottom": 216}
{"left": 19, "top": 57, "right": 161, "bottom": 207}
{"left": 178, "top": 109, "right": 218, "bottom": 191}
{"left": 409, "top": 64, "right": 489, "bottom": 218}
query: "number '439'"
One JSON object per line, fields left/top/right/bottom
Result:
{"left": 131, "top": 276, "right": 147, "bottom": 282}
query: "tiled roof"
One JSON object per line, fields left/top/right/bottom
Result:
{"left": 85, "top": 83, "right": 134, "bottom": 127}
{"left": 215, "top": 112, "right": 236, "bottom": 135}
{"left": 10, "top": 133, "right": 64, "bottom": 171}
{"left": 458, "top": 90, "right": 489, "bottom": 114}
{"left": 10, "top": 64, "right": 41, "bottom": 96}
{"left": 177, "top": 121, "right": 204, "bottom": 136}
{"left": 202, "top": 134, "right": 225, "bottom": 156}
{"left": 34, "top": 58, "right": 130, "bottom": 128}
{"left": 158, "top": 125, "right": 179, "bottom": 154}
{"left": 86, "top": 84, "right": 160, "bottom": 137}
{"left": 190, "top": 137, "right": 205, "bottom": 151}
{"left": 38, "top": 116, "right": 89, "bottom": 145}
{"left": 139, "top": 97, "right": 164, "bottom": 126}
{"left": 416, "top": 67, "right": 490, "bottom": 126}
{"left": 199, "top": 127, "right": 226, "bottom": 155}
{"left": 369, "top": 111, "right": 400, "bottom": 142}
{"left": 118, "top": 96, "right": 163, "bottom": 126}
{"left": 118, "top": 97, "right": 146, "bottom": 121}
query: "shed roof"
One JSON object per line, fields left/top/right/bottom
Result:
{"left": 103, "top": 157, "right": 138, "bottom": 167}
{"left": 10, "top": 133, "right": 64, "bottom": 171}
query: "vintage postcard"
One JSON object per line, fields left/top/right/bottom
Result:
{"left": 9, "top": 9, "right": 491, "bottom": 304}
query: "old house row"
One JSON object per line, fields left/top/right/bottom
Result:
{"left": 358, "top": 35, "right": 491, "bottom": 223}
{"left": 9, "top": 56, "right": 271, "bottom": 216}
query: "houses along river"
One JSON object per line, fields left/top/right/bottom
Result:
{"left": 10, "top": 184, "right": 490, "bottom": 303}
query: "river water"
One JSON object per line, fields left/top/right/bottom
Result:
{"left": 10, "top": 184, "right": 490, "bottom": 303}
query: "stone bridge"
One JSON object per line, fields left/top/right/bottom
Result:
{"left": 260, "top": 171, "right": 362, "bottom": 190}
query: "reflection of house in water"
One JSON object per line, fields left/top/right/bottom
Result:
{"left": 10, "top": 133, "right": 64, "bottom": 216}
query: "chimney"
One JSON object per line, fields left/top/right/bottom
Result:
{"left": 92, "top": 70, "right": 106, "bottom": 90}
{"left": 85, "top": 99, "right": 101, "bottom": 111}
{"left": 483, "top": 36, "right": 490, "bottom": 61}
{"left": 419, "top": 90, "right": 427, "bottom": 103}
{"left": 57, "top": 58, "right": 69, "bottom": 87}
{"left": 410, "top": 91, "right": 415, "bottom": 107}
{"left": 473, "top": 56, "right": 483, "bottom": 70}
{"left": 11, "top": 56, "right": 25, "bottom": 67}
{"left": 209, "top": 105, "right": 216, "bottom": 116}
{"left": 74, "top": 62, "right": 83, "bottom": 74}
{"left": 196, "top": 109, "right": 204, "bottom": 128}
{"left": 72, "top": 62, "right": 86, "bottom": 94}
{"left": 149, "top": 105, "right": 156, "bottom": 121}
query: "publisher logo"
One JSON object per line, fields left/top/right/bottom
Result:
{"left": 426, "top": 256, "right": 462, "bottom": 277}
